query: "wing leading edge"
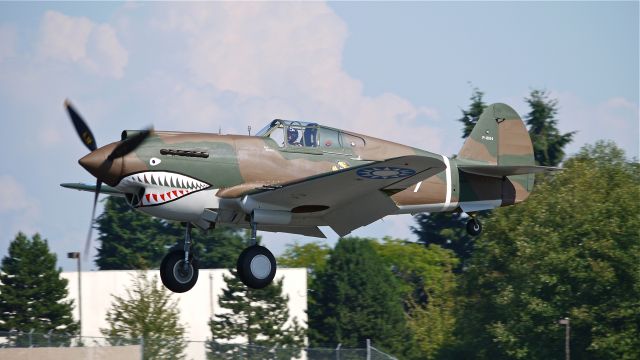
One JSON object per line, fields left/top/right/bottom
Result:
{"left": 60, "top": 182, "right": 124, "bottom": 196}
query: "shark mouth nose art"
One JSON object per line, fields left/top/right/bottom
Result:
{"left": 119, "top": 171, "right": 210, "bottom": 206}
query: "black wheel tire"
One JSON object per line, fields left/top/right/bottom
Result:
{"left": 466, "top": 218, "right": 483, "bottom": 236}
{"left": 236, "top": 245, "right": 276, "bottom": 289}
{"left": 160, "top": 250, "right": 199, "bottom": 293}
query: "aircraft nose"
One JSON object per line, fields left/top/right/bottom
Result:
{"left": 78, "top": 142, "right": 124, "bottom": 186}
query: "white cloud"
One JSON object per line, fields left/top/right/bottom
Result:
{"left": 553, "top": 91, "right": 639, "bottom": 158}
{"left": 37, "top": 11, "right": 128, "bottom": 78}
{"left": 0, "top": 175, "right": 35, "bottom": 213}
{"left": 148, "top": 3, "right": 443, "bottom": 152}
{"left": 0, "top": 24, "right": 16, "bottom": 62}
{"left": 0, "top": 175, "right": 40, "bottom": 242}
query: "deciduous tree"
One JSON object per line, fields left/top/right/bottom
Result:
{"left": 373, "top": 238, "right": 458, "bottom": 359}
{"left": 278, "top": 241, "right": 330, "bottom": 300}
{"left": 450, "top": 141, "right": 640, "bottom": 359}
{"left": 101, "top": 273, "right": 186, "bottom": 360}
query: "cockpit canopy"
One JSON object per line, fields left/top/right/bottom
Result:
{"left": 256, "top": 119, "right": 365, "bottom": 150}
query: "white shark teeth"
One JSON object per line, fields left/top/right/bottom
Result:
{"left": 123, "top": 171, "right": 208, "bottom": 190}
{"left": 120, "top": 171, "right": 210, "bottom": 206}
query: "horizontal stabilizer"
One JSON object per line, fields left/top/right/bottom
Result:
{"left": 60, "top": 182, "right": 124, "bottom": 196}
{"left": 459, "top": 165, "right": 561, "bottom": 178}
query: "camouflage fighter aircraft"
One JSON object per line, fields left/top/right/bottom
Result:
{"left": 62, "top": 100, "right": 557, "bottom": 292}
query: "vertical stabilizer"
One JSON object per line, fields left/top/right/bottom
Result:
{"left": 457, "top": 103, "right": 536, "bottom": 206}
{"left": 458, "top": 103, "right": 534, "bottom": 166}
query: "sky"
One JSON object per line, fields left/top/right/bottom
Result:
{"left": 0, "top": 2, "right": 637, "bottom": 271}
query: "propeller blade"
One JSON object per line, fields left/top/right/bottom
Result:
{"left": 65, "top": 99, "right": 98, "bottom": 152}
{"left": 84, "top": 180, "right": 102, "bottom": 257}
{"left": 108, "top": 128, "right": 152, "bottom": 160}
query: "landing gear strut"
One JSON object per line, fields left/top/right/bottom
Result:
{"left": 160, "top": 223, "right": 199, "bottom": 293}
{"left": 466, "top": 216, "right": 482, "bottom": 236}
{"left": 236, "top": 216, "right": 277, "bottom": 289}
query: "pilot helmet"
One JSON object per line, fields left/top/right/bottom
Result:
{"left": 287, "top": 127, "right": 298, "bottom": 143}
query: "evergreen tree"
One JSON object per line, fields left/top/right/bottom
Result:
{"left": 449, "top": 141, "right": 640, "bottom": 359}
{"left": 525, "top": 89, "right": 575, "bottom": 166}
{"left": 101, "top": 273, "right": 186, "bottom": 360}
{"left": 458, "top": 85, "right": 487, "bottom": 139}
{"left": 309, "top": 237, "right": 412, "bottom": 357}
{"left": 0, "top": 233, "right": 78, "bottom": 344}
{"left": 207, "top": 270, "right": 305, "bottom": 359}
{"left": 96, "top": 196, "right": 173, "bottom": 269}
{"left": 177, "top": 223, "right": 250, "bottom": 269}
{"left": 96, "top": 196, "right": 247, "bottom": 269}
{"left": 412, "top": 212, "right": 475, "bottom": 267}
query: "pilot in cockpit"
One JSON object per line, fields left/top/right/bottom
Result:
{"left": 287, "top": 127, "right": 301, "bottom": 146}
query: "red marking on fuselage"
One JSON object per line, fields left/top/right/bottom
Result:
{"left": 145, "top": 194, "right": 151, "bottom": 202}
{"left": 152, "top": 194, "right": 158, "bottom": 201}
{"left": 160, "top": 193, "right": 166, "bottom": 201}
{"left": 172, "top": 190, "right": 178, "bottom": 197}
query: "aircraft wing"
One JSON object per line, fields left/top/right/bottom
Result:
{"left": 60, "top": 182, "right": 125, "bottom": 196}
{"left": 246, "top": 155, "right": 445, "bottom": 236}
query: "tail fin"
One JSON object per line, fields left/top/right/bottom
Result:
{"left": 458, "top": 103, "right": 535, "bottom": 167}
{"left": 457, "top": 103, "right": 536, "bottom": 207}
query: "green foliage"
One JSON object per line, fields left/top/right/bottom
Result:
{"left": 208, "top": 270, "right": 305, "bottom": 359}
{"left": 450, "top": 141, "right": 640, "bottom": 359}
{"left": 458, "top": 85, "right": 487, "bottom": 139}
{"left": 309, "top": 237, "right": 412, "bottom": 357}
{"left": 101, "top": 273, "right": 186, "bottom": 360}
{"left": 412, "top": 212, "right": 478, "bottom": 267}
{"left": 96, "top": 197, "right": 173, "bottom": 269}
{"left": 96, "top": 196, "right": 247, "bottom": 270}
{"left": 278, "top": 241, "right": 330, "bottom": 296}
{"left": 0, "top": 233, "right": 78, "bottom": 341}
{"left": 171, "top": 222, "right": 250, "bottom": 269}
{"left": 373, "top": 238, "right": 459, "bottom": 359}
{"left": 525, "top": 89, "right": 576, "bottom": 166}
{"left": 278, "top": 241, "right": 330, "bottom": 272}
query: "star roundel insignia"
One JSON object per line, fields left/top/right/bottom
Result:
{"left": 356, "top": 166, "right": 416, "bottom": 179}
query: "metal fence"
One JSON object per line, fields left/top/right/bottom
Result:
{"left": 0, "top": 331, "right": 397, "bottom": 360}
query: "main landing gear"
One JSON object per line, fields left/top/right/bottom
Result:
{"left": 160, "top": 218, "right": 277, "bottom": 293}
{"left": 236, "top": 219, "right": 277, "bottom": 289}
{"left": 466, "top": 216, "right": 483, "bottom": 236}
{"left": 160, "top": 223, "right": 199, "bottom": 293}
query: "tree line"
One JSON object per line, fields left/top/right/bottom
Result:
{"left": 0, "top": 88, "right": 638, "bottom": 359}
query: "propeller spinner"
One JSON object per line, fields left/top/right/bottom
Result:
{"left": 65, "top": 100, "right": 151, "bottom": 256}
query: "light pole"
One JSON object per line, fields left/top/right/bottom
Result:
{"left": 558, "top": 317, "right": 570, "bottom": 360}
{"left": 67, "top": 252, "right": 82, "bottom": 341}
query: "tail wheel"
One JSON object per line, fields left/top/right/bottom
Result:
{"left": 466, "top": 218, "right": 483, "bottom": 236}
{"left": 236, "top": 245, "right": 276, "bottom": 289}
{"left": 160, "top": 250, "right": 199, "bottom": 293}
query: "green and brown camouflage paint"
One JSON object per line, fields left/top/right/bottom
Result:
{"left": 80, "top": 103, "right": 535, "bottom": 216}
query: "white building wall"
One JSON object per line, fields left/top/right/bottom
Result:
{"left": 61, "top": 268, "right": 307, "bottom": 360}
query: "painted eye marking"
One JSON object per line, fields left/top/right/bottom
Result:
{"left": 150, "top": 157, "right": 161, "bottom": 166}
